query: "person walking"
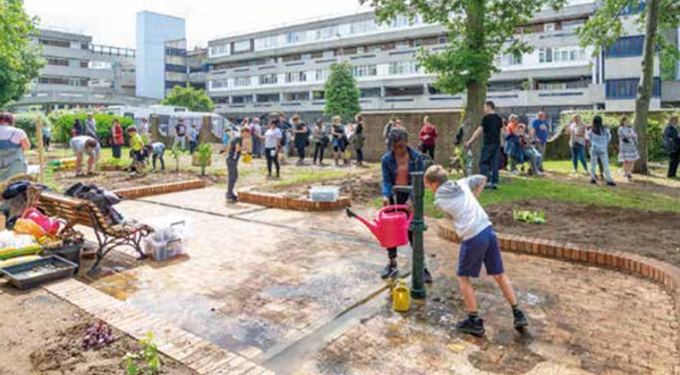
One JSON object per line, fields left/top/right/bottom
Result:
{"left": 354, "top": 115, "right": 366, "bottom": 167}
{"left": 530, "top": 111, "right": 549, "bottom": 172}
{"left": 85, "top": 114, "right": 98, "bottom": 141}
{"left": 225, "top": 127, "right": 251, "bottom": 204}
{"left": 383, "top": 116, "right": 397, "bottom": 150}
{"left": 587, "top": 116, "right": 616, "bottom": 186}
{"left": 188, "top": 124, "right": 198, "bottom": 155}
{"left": 312, "top": 120, "right": 329, "bottom": 165}
{"left": 111, "top": 118, "right": 125, "bottom": 159}
{"left": 0, "top": 113, "right": 30, "bottom": 182}
{"left": 263, "top": 120, "right": 282, "bottom": 179}
{"left": 140, "top": 118, "right": 150, "bottom": 137}
{"left": 331, "top": 116, "right": 348, "bottom": 166}
{"left": 664, "top": 115, "right": 680, "bottom": 178}
{"left": 174, "top": 118, "right": 188, "bottom": 151}
{"left": 617, "top": 117, "right": 639, "bottom": 182}
{"left": 292, "top": 115, "right": 308, "bottom": 165}
{"left": 251, "top": 118, "right": 262, "bottom": 158}
{"left": 42, "top": 122, "right": 52, "bottom": 152}
{"left": 567, "top": 114, "right": 588, "bottom": 175}
{"left": 466, "top": 101, "right": 503, "bottom": 189}
{"left": 419, "top": 116, "right": 438, "bottom": 161}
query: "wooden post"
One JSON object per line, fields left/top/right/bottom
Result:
{"left": 36, "top": 117, "right": 45, "bottom": 184}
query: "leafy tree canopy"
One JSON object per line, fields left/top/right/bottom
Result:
{"left": 324, "top": 62, "right": 361, "bottom": 122}
{"left": 161, "top": 85, "right": 215, "bottom": 113}
{"left": 0, "top": 0, "right": 44, "bottom": 109}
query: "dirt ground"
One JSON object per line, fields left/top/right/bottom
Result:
{"left": 259, "top": 171, "right": 382, "bottom": 203}
{"left": 487, "top": 199, "right": 680, "bottom": 267}
{"left": 0, "top": 286, "right": 196, "bottom": 375}
{"left": 50, "top": 170, "right": 219, "bottom": 192}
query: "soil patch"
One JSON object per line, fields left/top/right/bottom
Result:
{"left": 50, "top": 170, "right": 218, "bottom": 193}
{"left": 0, "top": 287, "right": 195, "bottom": 375}
{"left": 487, "top": 199, "right": 680, "bottom": 267}
{"left": 259, "top": 172, "right": 382, "bottom": 203}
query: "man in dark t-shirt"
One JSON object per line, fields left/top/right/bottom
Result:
{"left": 465, "top": 101, "right": 503, "bottom": 189}
{"left": 225, "top": 127, "right": 251, "bottom": 203}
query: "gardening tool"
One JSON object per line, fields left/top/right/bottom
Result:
{"left": 346, "top": 205, "right": 412, "bottom": 248}
{"left": 392, "top": 279, "right": 411, "bottom": 312}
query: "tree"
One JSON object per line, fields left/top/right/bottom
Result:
{"left": 579, "top": 0, "right": 680, "bottom": 174}
{"left": 364, "top": 0, "right": 567, "bottom": 172}
{"left": 324, "top": 62, "right": 361, "bottom": 122}
{"left": 161, "top": 85, "right": 215, "bottom": 113}
{"left": 0, "top": 0, "right": 44, "bottom": 110}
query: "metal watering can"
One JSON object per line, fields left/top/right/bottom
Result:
{"left": 392, "top": 279, "right": 411, "bottom": 312}
{"left": 346, "top": 205, "right": 413, "bottom": 249}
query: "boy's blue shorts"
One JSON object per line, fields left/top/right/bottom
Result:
{"left": 457, "top": 226, "right": 505, "bottom": 277}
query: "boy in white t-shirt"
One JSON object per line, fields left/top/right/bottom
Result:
{"left": 424, "top": 165, "right": 527, "bottom": 337}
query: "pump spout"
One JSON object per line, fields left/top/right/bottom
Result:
{"left": 346, "top": 208, "right": 383, "bottom": 243}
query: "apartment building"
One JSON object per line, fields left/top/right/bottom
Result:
{"left": 205, "top": 1, "right": 680, "bottom": 122}
{"left": 15, "top": 28, "right": 156, "bottom": 113}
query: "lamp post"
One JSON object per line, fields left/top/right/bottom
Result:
{"left": 410, "top": 171, "right": 427, "bottom": 300}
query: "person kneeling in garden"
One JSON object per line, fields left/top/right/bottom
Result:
{"left": 127, "top": 126, "right": 146, "bottom": 175}
{"left": 70, "top": 135, "right": 100, "bottom": 177}
{"left": 147, "top": 142, "right": 166, "bottom": 172}
{"left": 424, "top": 165, "right": 528, "bottom": 337}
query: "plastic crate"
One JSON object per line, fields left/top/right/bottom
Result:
{"left": 0, "top": 255, "right": 77, "bottom": 289}
{"left": 310, "top": 186, "right": 340, "bottom": 202}
{"left": 145, "top": 238, "right": 184, "bottom": 261}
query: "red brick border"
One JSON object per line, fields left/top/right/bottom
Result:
{"left": 435, "top": 220, "right": 680, "bottom": 297}
{"left": 113, "top": 180, "right": 207, "bottom": 199}
{"left": 238, "top": 189, "right": 350, "bottom": 212}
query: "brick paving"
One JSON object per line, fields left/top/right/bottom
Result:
{"left": 72, "top": 188, "right": 679, "bottom": 374}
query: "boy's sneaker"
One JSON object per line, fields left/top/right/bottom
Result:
{"left": 455, "top": 316, "right": 485, "bottom": 337}
{"left": 423, "top": 268, "right": 433, "bottom": 284}
{"left": 513, "top": 308, "right": 528, "bottom": 330}
{"left": 606, "top": 181, "right": 617, "bottom": 187}
{"left": 380, "top": 262, "right": 398, "bottom": 279}
{"left": 590, "top": 179, "right": 598, "bottom": 185}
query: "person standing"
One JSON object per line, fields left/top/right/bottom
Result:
{"left": 188, "top": 124, "right": 198, "bottom": 155}
{"left": 617, "top": 117, "right": 639, "bottom": 182}
{"left": 419, "top": 116, "right": 438, "bottom": 161}
{"left": 263, "top": 120, "right": 282, "bottom": 179}
{"left": 292, "top": 115, "right": 308, "bottom": 165}
{"left": 85, "top": 114, "right": 98, "bottom": 140}
{"left": 587, "top": 116, "right": 616, "bottom": 186}
{"left": 69, "top": 135, "right": 100, "bottom": 177}
{"left": 664, "top": 116, "right": 680, "bottom": 178}
{"left": 110, "top": 118, "right": 124, "bottom": 159}
{"left": 530, "top": 111, "right": 549, "bottom": 172}
{"left": 383, "top": 115, "right": 397, "bottom": 150}
{"left": 331, "top": 116, "right": 347, "bottom": 166}
{"left": 466, "top": 101, "right": 503, "bottom": 189}
{"left": 354, "top": 115, "right": 365, "bottom": 167}
{"left": 275, "top": 114, "right": 292, "bottom": 161}
{"left": 312, "top": 120, "right": 329, "bottom": 165}
{"left": 566, "top": 114, "right": 588, "bottom": 174}
{"left": 380, "top": 127, "right": 432, "bottom": 282}
{"left": 225, "top": 127, "right": 251, "bottom": 203}
{"left": 0, "top": 113, "right": 30, "bottom": 182}
{"left": 173, "top": 118, "right": 188, "bottom": 151}
{"left": 140, "top": 118, "right": 150, "bottom": 137}
{"left": 42, "top": 121, "right": 52, "bottom": 152}
{"left": 251, "top": 118, "right": 262, "bottom": 158}
{"left": 72, "top": 119, "right": 83, "bottom": 139}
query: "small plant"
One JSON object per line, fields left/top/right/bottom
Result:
{"left": 196, "top": 143, "right": 212, "bottom": 176}
{"left": 99, "top": 157, "right": 130, "bottom": 168}
{"left": 83, "top": 320, "right": 115, "bottom": 350}
{"left": 169, "top": 145, "right": 181, "bottom": 172}
{"left": 513, "top": 209, "right": 546, "bottom": 224}
{"left": 124, "top": 333, "right": 161, "bottom": 375}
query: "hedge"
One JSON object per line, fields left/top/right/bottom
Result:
{"left": 47, "top": 110, "right": 135, "bottom": 145}
{"left": 14, "top": 113, "right": 48, "bottom": 147}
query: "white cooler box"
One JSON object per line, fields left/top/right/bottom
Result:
{"left": 310, "top": 186, "right": 340, "bottom": 202}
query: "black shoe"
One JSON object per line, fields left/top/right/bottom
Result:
{"left": 380, "top": 262, "right": 398, "bottom": 279}
{"left": 606, "top": 181, "right": 617, "bottom": 187}
{"left": 590, "top": 179, "right": 598, "bottom": 185}
{"left": 513, "top": 308, "right": 528, "bottom": 330}
{"left": 456, "top": 316, "right": 485, "bottom": 337}
{"left": 423, "top": 268, "right": 433, "bottom": 284}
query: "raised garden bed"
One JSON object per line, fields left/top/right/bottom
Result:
{"left": 113, "top": 179, "right": 208, "bottom": 199}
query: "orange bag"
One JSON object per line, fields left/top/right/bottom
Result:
{"left": 13, "top": 218, "right": 47, "bottom": 239}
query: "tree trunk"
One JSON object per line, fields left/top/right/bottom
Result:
{"left": 633, "top": 0, "right": 660, "bottom": 174}
{"left": 462, "top": 0, "right": 487, "bottom": 174}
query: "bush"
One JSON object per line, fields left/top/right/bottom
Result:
{"left": 560, "top": 110, "right": 680, "bottom": 162}
{"left": 14, "top": 113, "right": 48, "bottom": 147}
{"left": 48, "top": 109, "right": 135, "bottom": 145}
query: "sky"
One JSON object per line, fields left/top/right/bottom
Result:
{"left": 24, "top": 0, "right": 373, "bottom": 50}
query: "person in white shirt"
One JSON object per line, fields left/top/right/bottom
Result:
{"left": 263, "top": 120, "right": 283, "bottom": 178}
{"left": 424, "top": 165, "right": 527, "bottom": 337}
{"left": 0, "top": 113, "right": 30, "bottom": 182}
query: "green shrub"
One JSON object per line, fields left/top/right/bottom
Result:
{"left": 48, "top": 109, "right": 134, "bottom": 145}
{"left": 560, "top": 110, "right": 680, "bottom": 162}
{"left": 14, "top": 113, "right": 48, "bottom": 147}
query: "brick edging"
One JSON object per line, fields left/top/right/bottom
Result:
{"left": 113, "top": 180, "right": 208, "bottom": 199}
{"left": 435, "top": 220, "right": 680, "bottom": 296}
{"left": 238, "top": 189, "right": 350, "bottom": 212}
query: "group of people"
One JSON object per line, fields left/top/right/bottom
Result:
{"left": 382, "top": 116, "right": 440, "bottom": 162}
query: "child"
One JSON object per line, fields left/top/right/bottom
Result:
{"left": 146, "top": 142, "right": 166, "bottom": 172}
{"left": 127, "top": 126, "right": 146, "bottom": 174}
{"left": 424, "top": 165, "right": 527, "bottom": 337}
{"left": 515, "top": 124, "right": 543, "bottom": 177}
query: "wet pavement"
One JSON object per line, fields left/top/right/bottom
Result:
{"left": 87, "top": 188, "right": 679, "bottom": 375}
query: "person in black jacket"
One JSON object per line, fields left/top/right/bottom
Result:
{"left": 665, "top": 116, "right": 680, "bottom": 178}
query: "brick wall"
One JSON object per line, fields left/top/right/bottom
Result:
{"left": 360, "top": 111, "right": 463, "bottom": 165}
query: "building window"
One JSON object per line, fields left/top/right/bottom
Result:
{"left": 233, "top": 76, "right": 251, "bottom": 87}
{"left": 390, "top": 15, "right": 410, "bottom": 28}
{"left": 562, "top": 20, "right": 585, "bottom": 31}
{"left": 539, "top": 47, "right": 586, "bottom": 63}
{"left": 285, "top": 71, "right": 307, "bottom": 83}
{"left": 301, "top": 53, "right": 312, "bottom": 61}
{"left": 388, "top": 61, "right": 421, "bottom": 75}
{"left": 605, "top": 77, "right": 661, "bottom": 99}
{"left": 165, "top": 64, "right": 187, "bottom": 73}
{"left": 211, "top": 79, "right": 229, "bottom": 89}
{"left": 286, "top": 32, "right": 303, "bottom": 44}
{"left": 360, "top": 87, "right": 381, "bottom": 98}
{"left": 414, "top": 39, "right": 423, "bottom": 47}
{"left": 46, "top": 57, "right": 70, "bottom": 67}
{"left": 232, "top": 95, "right": 253, "bottom": 104}
{"left": 395, "top": 41, "right": 410, "bottom": 50}
{"left": 437, "top": 36, "right": 448, "bottom": 44}
{"left": 498, "top": 53, "right": 522, "bottom": 66}
{"left": 259, "top": 74, "right": 278, "bottom": 85}
{"left": 210, "top": 43, "right": 230, "bottom": 56}
{"left": 357, "top": 46, "right": 365, "bottom": 54}
{"left": 351, "top": 65, "right": 377, "bottom": 78}
{"left": 315, "top": 69, "right": 330, "bottom": 81}
{"left": 606, "top": 35, "right": 644, "bottom": 58}
{"left": 233, "top": 40, "right": 251, "bottom": 53}
{"left": 539, "top": 48, "right": 553, "bottom": 63}
{"left": 544, "top": 23, "right": 555, "bottom": 32}
{"left": 39, "top": 38, "right": 71, "bottom": 48}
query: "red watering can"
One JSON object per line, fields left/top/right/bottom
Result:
{"left": 347, "top": 205, "right": 413, "bottom": 248}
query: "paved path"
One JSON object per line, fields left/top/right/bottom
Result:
{"left": 81, "top": 188, "right": 678, "bottom": 374}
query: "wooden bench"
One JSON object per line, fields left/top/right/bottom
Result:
{"left": 38, "top": 191, "right": 153, "bottom": 273}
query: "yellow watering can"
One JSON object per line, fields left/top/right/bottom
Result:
{"left": 392, "top": 279, "right": 411, "bottom": 312}
{"left": 242, "top": 153, "right": 252, "bottom": 164}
